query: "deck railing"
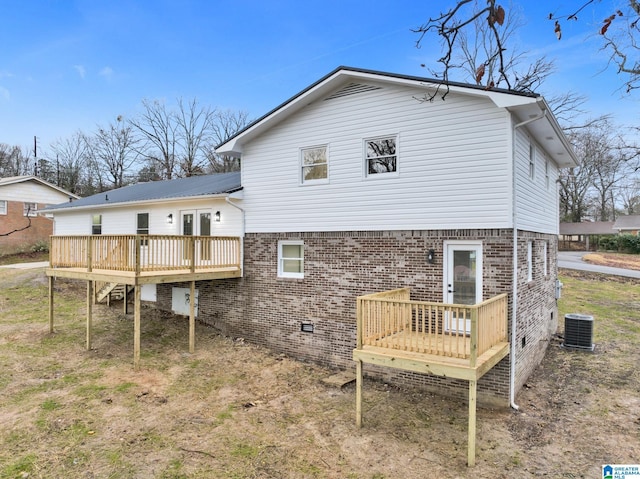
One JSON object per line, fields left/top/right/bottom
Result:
{"left": 356, "top": 288, "right": 508, "bottom": 367}
{"left": 50, "top": 235, "right": 241, "bottom": 274}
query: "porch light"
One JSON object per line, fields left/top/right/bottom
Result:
{"left": 166, "top": 213, "right": 173, "bottom": 224}
{"left": 215, "top": 211, "right": 221, "bottom": 222}
{"left": 427, "top": 249, "right": 435, "bottom": 264}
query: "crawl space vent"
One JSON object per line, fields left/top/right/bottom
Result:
{"left": 563, "top": 313, "right": 594, "bottom": 351}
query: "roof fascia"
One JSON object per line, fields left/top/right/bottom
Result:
{"left": 43, "top": 192, "right": 237, "bottom": 214}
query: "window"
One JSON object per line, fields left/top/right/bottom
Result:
{"left": 527, "top": 241, "right": 533, "bottom": 282}
{"left": 301, "top": 146, "right": 328, "bottom": 183}
{"left": 544, "top": 159, "right": 550, "bottom": 189}
{"left": 0, "top": 200, "right": 6, "bottom": 215}
{"left": 137, "top": 213, "right": 149, "bottom": 235}
{"left": 365, "top": 136, "right": 397, "bottom": 175}
{"left": 137, "top": 213, "right": 149, "bottom": 246}
{"left": 543, "top": 241, "right": 548, "bottom": 276}
{"left": 23, "top": 202, "right": 37, "bottom": 216}
{"left": 92, "top": 214, "right": 102, "bottom": 235}
{"left": 278, "top": 240, "right": 304, "bottom": 278}
{"left": 528, "top": 143, "right": 535, "bottom": 179}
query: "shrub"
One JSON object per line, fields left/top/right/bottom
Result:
{"left": 31, "top": 240, "right": 49, "bottom": 253}
{"left": 598, "top": 235, "right": 618, "bottom": 251}
{"left": 617, "top": 234, "right": 640, "bottom": 254}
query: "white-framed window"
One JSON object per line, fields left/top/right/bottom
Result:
{"left": 23, "top": 202, "right": 37, "bottom": 216}
{"left": 527, "top": 240, "right": 533, "bottom": 282}
{"left": 528, "top": 143, "right": 535, "bottom": 180}
{"left": 0, "top": 200, "right": 6, "bottom": 215}
{"left": 278, "top": 240, "right": 304, "bottom": 279}
{"left": 543, "top": 241, "right": 548, "bottom": 276}
{"left": 544, "top": 159, "right": 550, "bottom": 189}
{"left": 92, "top": 214, "right": 102, "bottom": 235}
{"left": 301, "top": 145, "right": 328, "bottom": 184}
{"left": 365, "top": 135, "right": 397, "bottom": 176}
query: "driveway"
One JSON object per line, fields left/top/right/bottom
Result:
{"left": 0, "top": 261, "right": 49, "bottom": 270}
{"left": 558, "top": 251, "right": 640, "bottom": 279}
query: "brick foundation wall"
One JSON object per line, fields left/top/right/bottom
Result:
{"left": 0, "top": 201, "right": 52, "bottom": 255}
{"left": 157, "top": 229, "right": 558, "bottom": 408}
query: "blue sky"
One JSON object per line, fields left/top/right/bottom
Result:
{"left": 1, "top": 1, "right": 637, "bottom": 155}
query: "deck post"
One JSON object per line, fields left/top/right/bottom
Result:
{"left": 123, "top": 285, "right": 128, "bottom": 315}
{"left": 356, "top": 359, "right": 363, "bottom": 428}
{"left": 189, "top": 280, "right": 195, "bottom": 353}
{"left": 134, "top": 285, "right": 141, "bottom": 370}
{"left": 86, "top": 280, "right": 93, "bottom": 350}
{"left": 468, "top": 379, "right": 477, "bottom": 467}
{"left": 48, "top": 276, "right": 54, "bottom": 334}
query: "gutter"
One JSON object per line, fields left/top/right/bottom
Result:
{"left": 225, "top": 195, "right": 246, "bottom": 274}
{"left": 510, "top": 104, "right": 547, "bottom": 410}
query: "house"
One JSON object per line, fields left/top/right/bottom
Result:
{"left": 0, "top": 175, "right": 78, "bottom": 255}
{"left": 44, "top": 67, "right": 578, "bottom": 466}
{"left": 42, "top": 173, "right": 244, "bottom": 359}
{"left": 559, "top": 221, "right": 615, "bottom": 250}
{"left": 613, "top": 215, "right": 640, "bottom": 235}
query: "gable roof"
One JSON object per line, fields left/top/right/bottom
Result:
{"left": 613, "top": 215, "right": 640, "bottom": 231}
{"left": 216, "top": 66, "right": 578, "bottom": 169}
{"left": 43, "top": 172, "right": 242, "bottom": 213}
{"left": 0, "top": 175, "right": 80, "bottom": 199}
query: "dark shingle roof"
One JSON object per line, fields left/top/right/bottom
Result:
{"left": 559, "top": 221, "right": 615, "bottom": 235}
{"left": 44, "top": 172, "right": 241, "bottom": 211}
{"left": 613, "top": 215, "right": 640, "bottom": 230}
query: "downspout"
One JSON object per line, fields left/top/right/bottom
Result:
{"left": 225, "top": 195, "right": 245, "bottom": 274}
{"left": 510, "top": 105, "right": 547, "bottom": 410}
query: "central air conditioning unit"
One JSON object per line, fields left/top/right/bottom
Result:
{"left": 563, "top": 313, "right": 595, "bottom": 351}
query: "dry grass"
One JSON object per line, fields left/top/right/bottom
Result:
{"left": 582, "top": 252, "right": 640, "bottom": 271}
{"left": 0, "top": 268, "right": 639, "bottom": 478}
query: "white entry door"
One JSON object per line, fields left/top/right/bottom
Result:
{"left": 181, "top": 210, "right": 212, "bottom": 262}
{"left": 443, "top": 241, "right": 483, "bottom": 334}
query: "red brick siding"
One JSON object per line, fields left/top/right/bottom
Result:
{"left": 0, "top": 200, "right": 52, "bottom": 254}
{"left": 157, "top": 229, "right": 558, "bottom": 407}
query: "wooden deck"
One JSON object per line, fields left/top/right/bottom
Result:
{"left": 45, "top": 235, "right": 242, "bottom": 370}
{"left": 46, "top": 234, "right": 242, "bottom": 283}
{"left": 352, "top": 288, "right": 509, "bottom": 467}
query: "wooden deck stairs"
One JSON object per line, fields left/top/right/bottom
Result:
{"left": 96, "top": 282, "right": 134, "bottom": 304}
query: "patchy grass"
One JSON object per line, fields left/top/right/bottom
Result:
{"left": 0, "top": 250, "right": 49, "bottom": 265}
{"left": 0, "top": 268, "right": 638, "bottom": 478}
{"left": 582, "top": 251, "right": 640, "bottom": 271}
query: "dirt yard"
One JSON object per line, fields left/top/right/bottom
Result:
{"left": 0, "top": 267, "right": 639, "bottom": 478}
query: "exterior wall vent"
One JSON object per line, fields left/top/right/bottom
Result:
{"left": 324, "top": 83, "right": 382, "bottom": 101}
{"left": 563, "top": 314, "right": 594, "bottom": 351}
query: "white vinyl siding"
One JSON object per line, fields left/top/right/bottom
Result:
{"left": 51, "top": 198, "right": 244, "bottom": 237}
{"left": 240, "top": 82, "right": 513, "bottom": 233}
{"left": 514, "top": 129, "right": 560, "bottom": 234}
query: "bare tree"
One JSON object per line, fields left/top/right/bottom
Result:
{"left": 619, "top": 176, "right": 640, "bottom": 214}
{"left": 175, "top": 98, "right": 215, "bottom": 177}
{"left": 130, "top": 99, "right": 178, "bottom": 180}
{"left": 50, "top": 132, "right": 92, "bottom": 195}
{"left": 206, "top": 109, "right": 251, "bottom": 173}
{"left": 0, "top": 143, "right": 30, "bottom": 177}
{"left": 89, "top": 117, "right": 142, "bottom": 188}
{"left": 415, "top": 1, "right": 640, "bottom": 97}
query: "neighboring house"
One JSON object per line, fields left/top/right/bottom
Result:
{"left": 45, "top": 67, "right": 578, "bottom": 411}
{"left": 0, "top": 176, "right": 78, "bottom": 255}
{"left": 559, "top": 221, "right": 615, "bottom": 250}
{"left": 613, "top": 215, "right": 640, "bottom": 235}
